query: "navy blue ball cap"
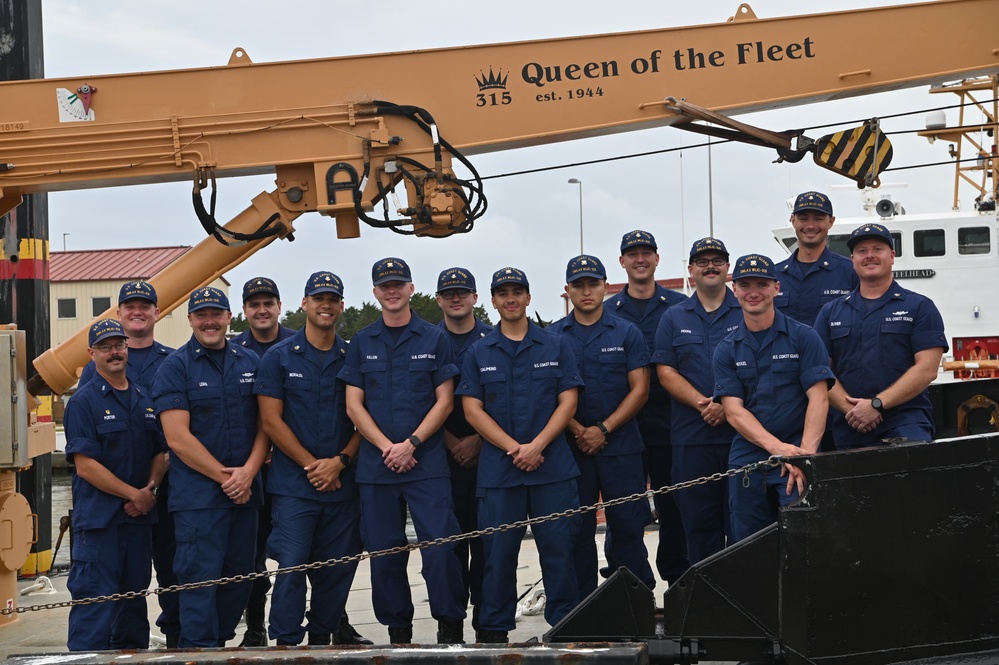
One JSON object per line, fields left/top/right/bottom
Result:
{"left": 689, "top": 237, "right": 729, "bottom": 261}
{"left": 89, "top": 318, "right": 126, "bottom": 347}
{"left": 242, "top": 276, "right": 280, "bottom": 302}
{"left": 304, "top": 271, "right": 344, "bottom": 297}
{"left": 188, "top": 286, "right": 230, "bottom": 313}
{"left": 118, "top": 281, "right": 157, "bottom": 305}
{"left": 847, "top": 223, "right": 894, "bottom": 251}
{"left": 731, "top": 254, "right": 778, "bottom": 281}
{"left": 792, "top": 191, "right": 833, "bottom": 216}
{"left": 437, "top": 267, "right": 476, "bottom": 293}
{"left": 566, "top": 254, "right": 607, "bottom": 283}
{"left": 620, "top": 229, "right": 658, "bottom": 253}
{"left": 490, "top": 267, "right": 530, "bottom": 291}
{"left": 372, "top": 257, "right": 412, "bottom": 286}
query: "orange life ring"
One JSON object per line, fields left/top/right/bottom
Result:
{"left": 956, "top": 394, "right": 999, "bottom": 436}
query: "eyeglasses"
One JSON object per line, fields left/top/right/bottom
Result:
{"left": 438, "top": 289, "right": 474, "bottom": 300}
{"left": 692, "top": 257, "right": 728, "bottom": 267}
{"left": 94, "top": 341, "right": 127, "bottom": 353}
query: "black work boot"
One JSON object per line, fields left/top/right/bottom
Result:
{"left": 333, "top": 616, "right": 374, "bottom": 645}
{"left": 476, "top": 629, "right": 509, "bottom": 644}
{"left": 436, "top": 619, "right": 465, "bottom": 645}
{"left": 388, "top": 625, "right": 413, "bottom": 645}
{"left": 238, "top": 598, "right": 268, "bottom": 647}
{"left": 307, "top": 632, "right": 332, "bottom": 646}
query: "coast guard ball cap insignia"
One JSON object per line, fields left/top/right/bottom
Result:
{"left": 372, "top": 257, "right": 412, "bottom": 285}
{"left": 566, "top": 255, "right": 607, "bottom": 283}
{"left": 242, "top": 277, "right": 280, "bottom": 302}
{"left": 437, "top": 267, "right": 476, "bottom": 293}
{"left": 188, "top": 286, "right": 230, "bottom": 312}
{"left": 620, "top": 230, "right": 658, "bottom": 253}
{"left": 847, "top": 222, "right": 894, "bottom": 251}
{"left": 792, "top": 191, "right": 834, "bottom": 216}
{"left": 118, "top": 281, "right": 157, "bottom": 305}
{"left": 689, "top": 237, "right": 729, "bottom": 260}
{"left": 89, "top": 318, "right": 126, "bottom": 347}
{"left": 304, "top": 271, "right": 344, "bottom": 297}
{"left": 490, "top": 267, "right": 530, "bottom": 291}
{"left": 732, "top": 254, "right": 778, "bottom": 281}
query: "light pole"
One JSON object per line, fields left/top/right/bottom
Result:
{"left": 567, "top": 178, "right": 583, "bottom": 254}
{"left": 62, "top": 233, "right": 69, "bottom": 252}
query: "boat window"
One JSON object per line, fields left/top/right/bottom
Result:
{"left": 958, "top": 226, "right": 991, "bottom": 255}
{"left": 914, "top": 229, "right": 945, "bottom": 257}
{"left": 829, "top": 232, "right": 904, "bottom": 257}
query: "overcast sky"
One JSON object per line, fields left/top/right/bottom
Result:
{"left": 38, "top": 0, "right": 976, "bottom": 321}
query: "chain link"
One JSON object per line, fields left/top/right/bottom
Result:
{"left": 2, "top": 456, "right": 782, "bottom": 616}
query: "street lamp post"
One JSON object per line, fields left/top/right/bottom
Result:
{"left": 62, "top": 233, "right": 69, "bottom": 252}
{"left": 567, "top": 178, "right": 583, "bottom": 254}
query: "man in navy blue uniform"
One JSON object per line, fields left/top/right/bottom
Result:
{"left": 77, "top": 281, "right": 179, "bottom": 647}
{"left": 152, "top": 287, "right": 269, "bottom": 648}
{"left": 774, "top": 191, "right": 858, "bottom": 326}
{"left": 255, "top": 271, "right": 362, "bottom": 646}
{"left": 458, "top": 267, "right": 583, "bottom": 643}
{"left": 813, "top": 223, "right": 947, "bottom": 449}
{"left": 549, "top": 255, "right": 654, "bottom": 594}
{"left": 713, "top": 255, "right": 834, "bottom": 542}
{"left": 64, "top": 318, "right": 168, "bottom": 651}
{"left": 228, "top": 276, "right": 293, "bottom": 647}
{"left": 435, "top": 267, "right": 491, "bottom": 637}
{"left": 338, "top": 257, "right": 466, "bottom": 645}
{"left": 606, "top": 230, "right": 688, "bottom": 584}
{"left": 654, "top": 238, "right": 743, "bottom": 564}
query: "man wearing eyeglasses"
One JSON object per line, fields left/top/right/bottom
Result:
{"left": 813, "top": 224, "right": 947, "bottom": 450}
{"left": 152, "top": 287, "right": 269, "bottom": 648}
{"left": 653, "top": 238, "right": 744, "bottom": 564}
{"left": 435, "top": 267, "right": 491, "bottom": 639}
{"left": 77, "top": 281, "right": 180, "bottom": 648}
{"left": 605, "top": 230, "right": 688, "bottom": 585}
{"left": 64, "top": 319, "right": 168, "bottom": 650}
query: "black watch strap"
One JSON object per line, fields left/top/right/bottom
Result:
{"left": 408, "top": 434, "right": 422, "bottom": 448}
{"left": 871, "top": 397, "right": 886, "bottom": 413}
{"left": 596, "top": 421, "right": 610, "bottom": 436}
{"left": 338, "top": 452, "right": 352, "bottom": 466}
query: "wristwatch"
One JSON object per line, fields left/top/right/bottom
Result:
{"left": 338, "top": 452, "right": 352, "bottom": 467}
{"left": 871, "top": 397, "right": 886, "bottom": 413}
{"left": 596, "top": 421, "right": 610, "bottom": 436}
{"left": 408, "top": 434, "right": 422, "bottom": 448}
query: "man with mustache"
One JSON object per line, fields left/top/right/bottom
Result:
{"left": 64, "top": 318, "right": 167, "bottom": 650}
{"left": 813, "top": 223, "right": 947, "bottom": 450}
{"left": 152, "top": 287, "right": 269, "bottom": 648}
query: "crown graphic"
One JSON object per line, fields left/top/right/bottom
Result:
{"left": 475, "top": 67, "right": 509, "bottom": 91}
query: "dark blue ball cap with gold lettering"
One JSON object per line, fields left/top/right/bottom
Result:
{"left": 188, "top": 286, "right": 230, "bottom": 312}
{"left": 89, "top": 318, "right": 126, "bottom": 347}
{"left": 372, "top": 257, "right": 412, "bottom": 286}
{"left": 119, "top": 281, "right": 157, "bottom": 305}
{"left": 846, "top": 222, "right": 894, "bottom": 251}
{"left": 566, "top": 255, "right": 607, "bottom": 283}
{"left": 490, "top": 267, "right": 530, "bottom": 292}
{"left": 620, "top": 229, "right": 658, "bottom": 253}
{"left": 437, "top": 267, "right": 476, "bottom": 293}
{"left": 689, "top": 237, "right": 729, "bottom": 261}
{"left": 242, "top": 276, "right": 280, "bottom": 302}
{"left": 731, "top": 254, "right": 778, "bottom": 281}
{"left": 304, "top": 271, "right": 344, "bottom": 297}
{"left": 792, "top": 190, "right": 833, "bottom": 216}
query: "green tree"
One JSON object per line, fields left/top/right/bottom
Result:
{"left": 336, "top": 301, "right": 382, "bottom": 340}
{"left": 230, "top": 312, "right": 249, "bottom": 333}
{"left": 281, "top": 308, "right": 306, "bottom": 330}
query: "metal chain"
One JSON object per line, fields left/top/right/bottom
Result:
{"left": 2, "top": 456, "right": 782, "bottom": 616}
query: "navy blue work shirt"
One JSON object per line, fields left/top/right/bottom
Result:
{"left": 456, "top": 322, "right": 583, "bottom": 488}
{"left": 606, "top": 284, "right": 687, "bottom": 440}
{"left": 813, "top": 282, "right": 948, "bottom": 447}
{"left": 652, "top": 289, "right": 744, "bottom": 445}
{"left": 231, "top": 325, "right": 296, "bottom": 359}
{"left": 548, "top": 309, "right": 648, "bottom": 456}
{"left": 78, "top": 341, "right": 174, "bottom": 391}
{"left": 64, "top": 375, "right": 166, "bottom": 530}
{"left": 152, "top": 337, "right": 263, "bottom": 511}
{"left": 713, "top": 310, "right": 834, "bottom": 466}
{"left": 774, "top": 247, "right": 858, "bottom": 326}
{"left": 255, "top": 329, "right": 356, "bottom": 501}
{"left": 337, "top": 310, "right": 458, "bottom": 484}
{"left": 440, "top": 318, "right": 493, "bottom": 438}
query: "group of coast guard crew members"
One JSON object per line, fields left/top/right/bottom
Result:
{"left": 63, "top": 189, "right": 947, "bottom": 651}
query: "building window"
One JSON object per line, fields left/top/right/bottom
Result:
{"left": 829, "top": 232, "right": 904, "bottom": 258}
{"left": 57, "top": 298, "right": 77, "bottom": 319}
{"left": 914, "top": 229, "right": 945, "bottom": 257}
{"left": 958, "top": 227, "right": 990, "bottom": 255}
{"left": 92, "top": 297, "right": 112, "bottom": 317}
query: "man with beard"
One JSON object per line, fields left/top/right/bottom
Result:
{"left": 64, "top": 318, "right": 168, "bottom": 651}
{"left": 813, "top": 223, "right": 947, "bottom": 450}
{"left": 255, "top": 272, "right": 362, "bottom": 646}
{"left": 153, "top": 287, "right": 269, "bottom": 648}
